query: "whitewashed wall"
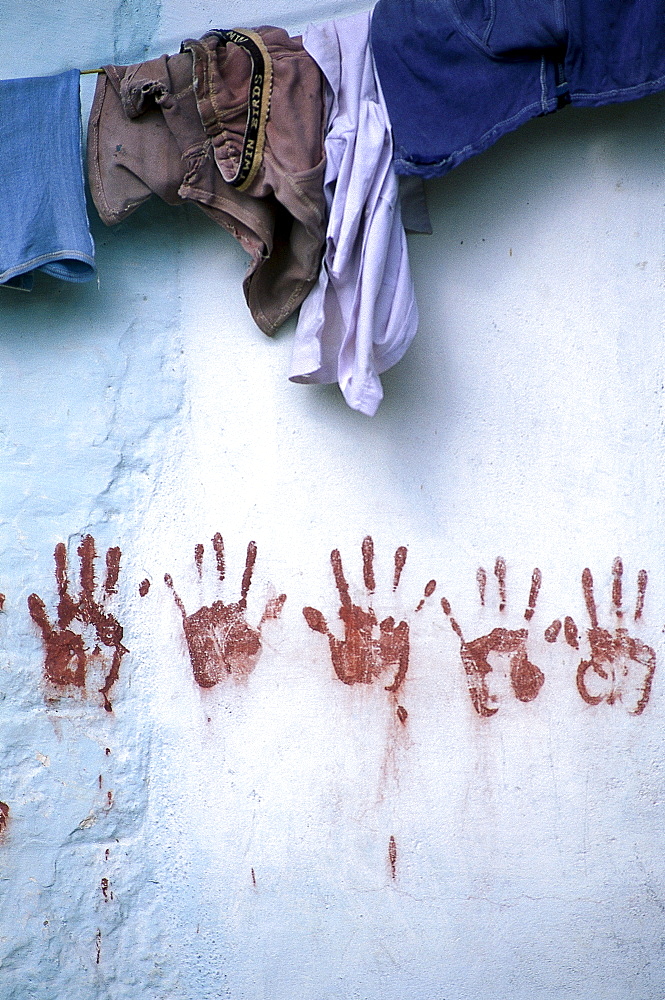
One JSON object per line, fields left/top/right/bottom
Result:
{"left": 0, "top": 2, "right": 663, "bottom": 998}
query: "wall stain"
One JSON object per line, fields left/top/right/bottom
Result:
{"left": 28, "top": 536, "right": 128, "bottom": 711}
{"left": 165, "top": 533, "right": 286, "bottom": 688}
{"left": 441, "top": 560, "right": 545, "bottom": 716}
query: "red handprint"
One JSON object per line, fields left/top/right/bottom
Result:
{"left": 165, "top": 533, "right": 286, "bottom": 688}
{"left": 441, "top": 558, "right": 545, "bottom": 717}
{"left": 303, "top": 537, "right": 435, "bottom": 715}
{"left": 28, "top": 536, "right": 127, "bottom": 712}
{"left": 550, "top": 558, "right": 655, "bottom": 714}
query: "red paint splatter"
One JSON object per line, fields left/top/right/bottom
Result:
{"left": 393, "top": 547, "right": 407, "bottom": 591}
{"left": 165, "top": 536, "right": 285, "bottom": 688}
{"left": 27, "top": 536, "right": 128, "bottom": 711}
{"left": 0, "top": 802, "right": 8, "bottom": 835}
{"left": 138, "top": 579, "right": 150, "bottom": 597}
{"left": 396, "top": 705, "right": 408, "bottom": 724}
{"left": 544, "top": 619, "right": 561, "bottom": 643}
{"left": 476, "top": 567, "right": 487, "bottom": 606}
{"left": 388, "top": 836, "right": 397, "bottom": 879}
{"left": 576, "top": 562, "right": 655, "bottom": 715}
{"left": 303, "top": 539, "right": 410, "bottom": 694}
{"left": 494, "top": 557, "right": 507, "bottom": 611}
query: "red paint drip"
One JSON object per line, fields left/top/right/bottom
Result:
{"left": 524, "top": 568, "right": 542, "bottom": 621}
{"left": 138, "top": 579, "right": 150, "bottom": 597}
{"left": 393, "top": 547, "right": 407, "bottom": 591}
{"left": 388, "top": 836, "right": 397, "bottom": 879}
{"left": 494, "top": 557, "right": 507, "bottom": 611}
{"left": 362, "top": 536, "right": 375, "bottom": 593}
{"left": 476, "top": 567, "right": 487, "bottom": 606}
{"left": 612, "top": 557, "right": 623, "bottom": 617}
{"left": 544, "top": 619, "right": 561, "bottom": 643}
{"left": 635, "top": 569, "right": 647, "bottom": 620}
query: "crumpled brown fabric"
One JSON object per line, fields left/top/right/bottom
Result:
{"left": 87, "top": 27, "right": 327, "bottom": 335}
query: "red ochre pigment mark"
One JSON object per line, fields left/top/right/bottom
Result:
{"left": 303, "top": 538, "right": 424, "bottom": 699}
{"left": 0, "top": 802, "right": 8, "bottom": 835}
{"left": 138, "top": 579, "right": 150, "bottom": 597}
{"left": 27, "top": 536, "right": 128, "bottom": 712}
{"left": 569, "top": 561, "right": 655, "bottom": 715}
{"left": 441, "top": 560, "right": 545, "bottom": 717}
{"left": 388, "top": 836, "right": 397, "bottom": 879}
{"left": 165, "top": 533, "right": 286, "bottom": 688}
{"left": 564, "top": 616, "right": 579, "bottom": 649}
{"left": 251, "top": 867, "right": 256, "bottom": 887}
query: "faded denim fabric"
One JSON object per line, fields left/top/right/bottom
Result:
{"left": 371, "top": 0, "right": 665, "bottom": 178}
{"left": 0, "top": 69, "right": 96, "bottom": 288}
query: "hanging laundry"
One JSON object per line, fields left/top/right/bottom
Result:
{"left": 87, "top": 28, "right": 326, "bottom": 336}
{"left": 371, "top": 0, "right": 665, "bottom": 178}
{"left": 289, "top": 11, "right": 418, "bottom": 417}
{"left": 0, "top": 70, "right": 96, "bottom": 290}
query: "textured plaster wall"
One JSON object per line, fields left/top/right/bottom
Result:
{"left": 0, "top": 2, "right": 664, "bottom": 998}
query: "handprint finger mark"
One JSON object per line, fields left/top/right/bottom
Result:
{"left": 303, "top": 538, "right": 417, "bottom": 716}
{"left": 564, "top": 616, "right": 579, "bottom": 649}
{"left": 574, "top": 560, "right": 655, "bottom": 715}
{"left": 544, "top": 619, "right": 562, "bottom": 643}
{"left": 441, "top": 559, "right": 545, "bottom": 717}
{"left": 28, "top": 536, "right": 127, "bottom": 711}
{"left": 165, "top": 535, "right": 285, "bottom": 689}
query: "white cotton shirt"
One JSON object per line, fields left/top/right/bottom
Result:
{"left": 288, "top": 11, "right": 419, "bottom": 417}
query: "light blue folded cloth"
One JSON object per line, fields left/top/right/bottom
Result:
{"left": 0, "top": 68, "right": 96, "bottom": 289}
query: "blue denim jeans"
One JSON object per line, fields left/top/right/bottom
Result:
{"left": 0, "top": 69, "right": 96, "bottom": 289}
{"left": 371, "top": 0, "right": 665, "bottom": 177}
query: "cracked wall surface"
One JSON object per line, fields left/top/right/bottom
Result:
{"left": 0, "top": 3, "right": 664, "bottom": 998}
